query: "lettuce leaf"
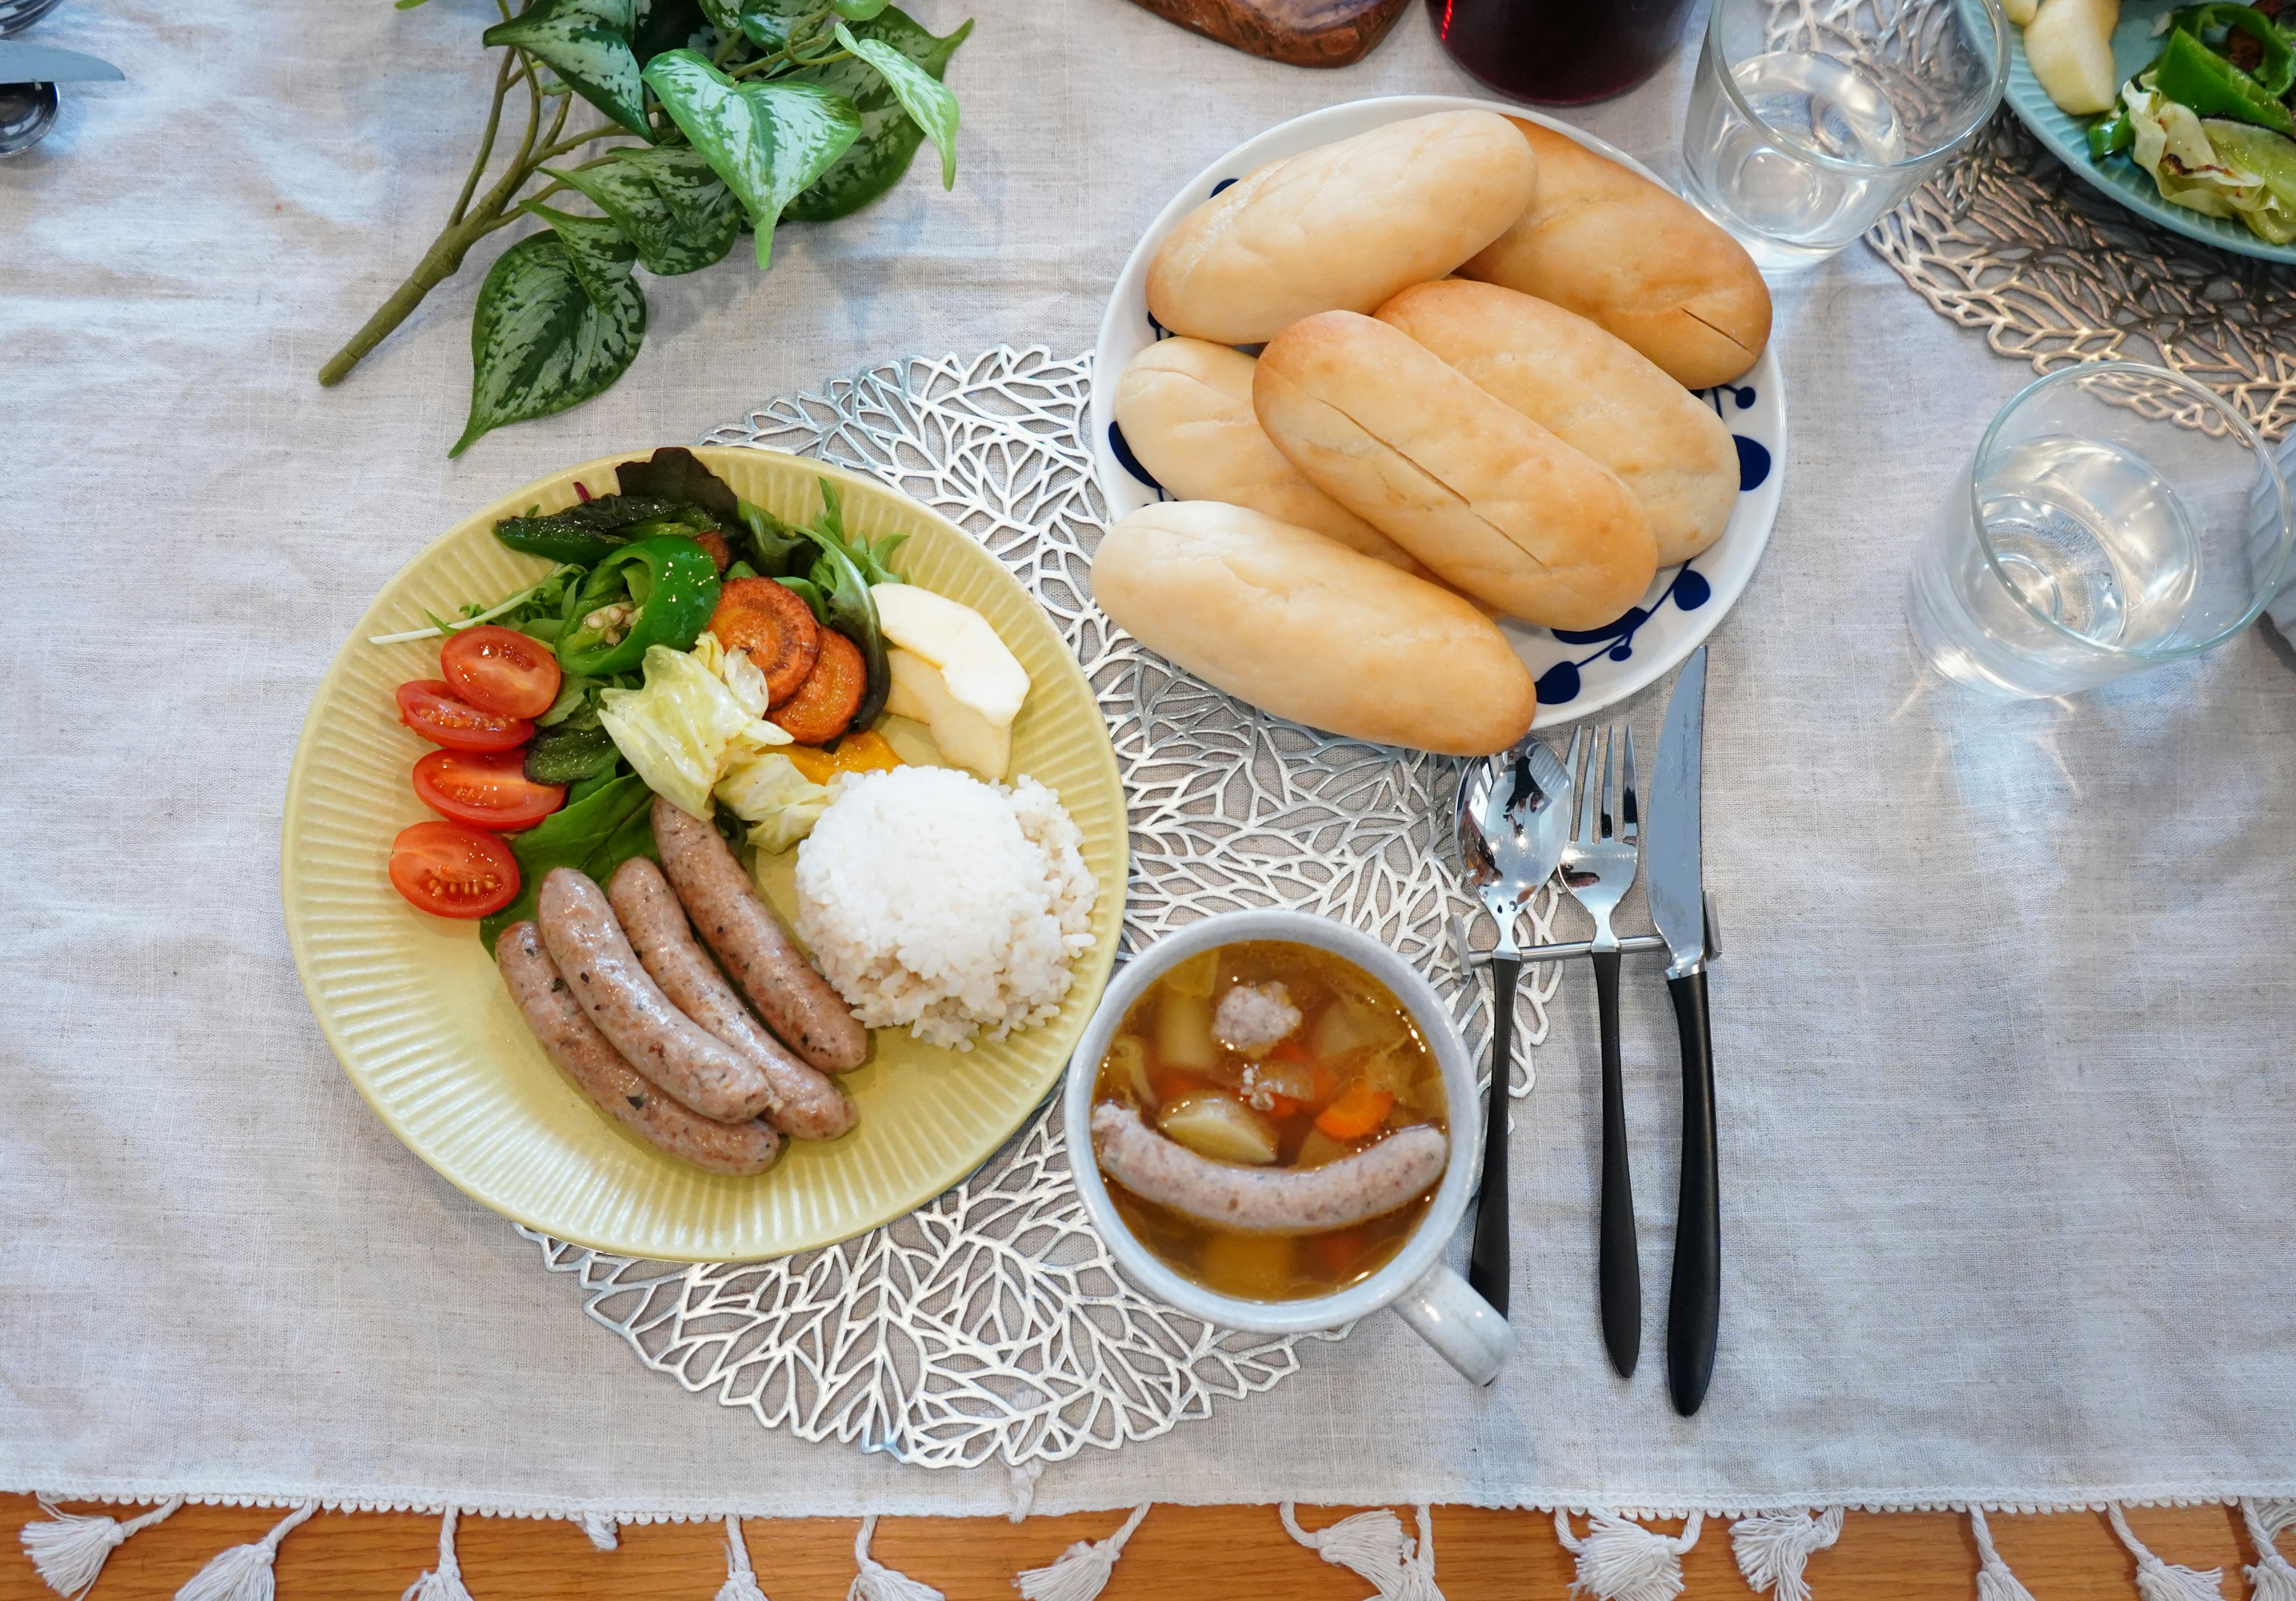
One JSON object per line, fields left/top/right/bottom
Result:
{"left": 597, "top": 644, "right": 790, "bottom": 819}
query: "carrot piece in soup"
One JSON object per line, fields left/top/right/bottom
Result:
{"left": 1314, "top": 1081, "right": 1395, "bottom": 1140}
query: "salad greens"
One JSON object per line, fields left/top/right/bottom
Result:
{"left": 317, "top": 1, "right": 972, "bottom": 455}
{"left": 2079, "top": 1, "right": 2296, "bottom": 242}
{"left": 377, "top": 446, "right": 906, "bottom": 947}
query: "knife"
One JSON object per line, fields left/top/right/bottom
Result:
{"left": 0, "top": 41, "right": 124, "bottom": 84}
{"left": 1645, "top": 645, "right": 1719, "bottom": 1417}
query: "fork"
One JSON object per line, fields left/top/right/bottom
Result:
{"left": 1560, "top": 724, "right": 1642, "bottom": 1380}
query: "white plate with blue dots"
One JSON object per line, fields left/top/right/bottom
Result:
{"left": 1089, "top": 93, "right": 1786, "bottom": 728}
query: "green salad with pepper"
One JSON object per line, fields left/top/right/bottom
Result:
{"left": 2085, "top": 2, "right": 2296, "bottom": 243}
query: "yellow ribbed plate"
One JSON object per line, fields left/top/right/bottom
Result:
{"left": 281, "top": 448, "right": 1127, "bottom": 1262}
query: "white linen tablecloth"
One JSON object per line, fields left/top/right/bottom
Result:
{"left": 4, "top": 0, "right": 2293, "bottom": 1523}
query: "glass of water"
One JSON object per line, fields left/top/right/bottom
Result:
{"left": 1907, "top": 363, "right": 2294, "bottom": 699}
{"left": 1681, "top": 0, "right": 2009, "bottom": 271}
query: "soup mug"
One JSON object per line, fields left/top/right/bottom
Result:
{"left": 1064, "top": 909, "right": 1515, "bottom": 1385}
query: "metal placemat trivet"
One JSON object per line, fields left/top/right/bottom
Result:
{"left": 517, "top": 346, "right": 1563, "bottom": 1469}
{"left": 1870, "top": 111, "right": 2296, "bottom": 439}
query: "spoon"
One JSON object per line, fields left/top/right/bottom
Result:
{"left": 0, "top": 78, "right": 54, "bottom": 156}
{"left": 1454, "top": 733, "right": 1573, "bottom": 1319}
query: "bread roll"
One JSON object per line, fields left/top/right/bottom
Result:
{"left": 1254, "top": 311, "right": 1658, "bottom": 630}
{"left": 1113, "top": 339, "right": 1440, "bottom": 580}
{"left": 1146, "top": 110, "right": 1540, "bottom": 345}
{"left": 1376, "top": 280, "right": 1739, "bottom": 566}
{"left": 1460, "top": 119, "right": 1772, "bottom": 389}
{"left": 1092, "top": 502, "right": 1537, "bottom": 757}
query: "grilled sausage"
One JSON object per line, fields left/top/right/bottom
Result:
{"left": 650, "top": 796, "right": 869, "bottom": 1073}
{"left": 536, "top": 867, "right": 775, "bottom": 1123}
{"left": 1091, "top": 1101, "right": 1448, "bottom": 1235}
{"left": 496, "top": 922, "right": 782, "bottom": 1176}
{"left": 607, "top": 856, "right": 858, "bottom": 1142}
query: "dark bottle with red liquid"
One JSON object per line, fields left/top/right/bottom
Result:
{"left": 1428, "top": 0, "right": 1699, "bottom": 105}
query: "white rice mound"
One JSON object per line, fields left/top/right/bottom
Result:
{"left": 793, "top": 766, "right": 1098, "bottom": 1051}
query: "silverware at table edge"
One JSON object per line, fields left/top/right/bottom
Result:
{"left": 1453, "top": 732, "right": 1574, "bottom": 1321}
{"left": 1561, "top": 723, "right": 1643, "bottom": 1381}
{"left": 0, "top": 39, "right": 123, "bottom": 83}
{"left": 1648, "top": 647, "right": 1720, "bottom": 1417}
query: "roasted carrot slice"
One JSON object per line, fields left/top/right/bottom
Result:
{"left": 1314, "top": 1082, "right": 1395, "bottom": 1140}
{"left": 768, "top": 627, "right": 865, "bottom": 745}
{"left": 692, "top": 529, "right": 731, "bottom": 574}
{"left": 708, "top": 577, "right": 819, "bottom": 705}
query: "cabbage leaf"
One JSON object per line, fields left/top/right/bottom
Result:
{"left": 598, "top": 644, "right": 790, "bottom": 819}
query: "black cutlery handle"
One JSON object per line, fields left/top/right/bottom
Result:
{"left": 1467, "top": 954, "right": 1519, "bottom": 1319}
{"left": 1593, "top": 950, "right": 1640, "bottom": 1379}
{"left": 1666, "top": 968, "right": 1720, "bottom": 1416}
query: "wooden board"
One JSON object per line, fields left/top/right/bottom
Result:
{"left": 1126, "top": 0, "right": 1412, "bottom": 66}
{"left": 1, "top": 1495, "right": 2265, "bottom": 1600}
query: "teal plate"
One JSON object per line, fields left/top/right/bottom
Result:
{"left": 2004, "top": 0, "right": 2296, "bottom": 263}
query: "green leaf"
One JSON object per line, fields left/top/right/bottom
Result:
{"left": 612, "top": 144, "right": 743, "bottom": 239}
{"left": 640, "top": 49, "right": 862, "bottom": 267}
{"left": 737, "top": 0, "right": 817, "bottom": 50}
{"left": 828, "top": 0, "right": 891, "bottom": 16}
{"left": 483, "top": 0, "right": 651, "bottom": 141}
{"left": 517, "top": 200, "right": 637, "bottom": 310}
{"left": 784, "top": 10, "right": 968, "bottom": 223}
{"left": 541, "top": 154, "right": 738, "bottom": 275}
{"left": 453, "top": 234, "right": 647, "bottom": 458}
{"left": 833, "top": 19, "right": 957, "bottom": 187}
{"left": 479, "top": 771, "right": 659, "bottom": 950}
{"left": 696, "top": 0, "right": 743, "bottom": 28}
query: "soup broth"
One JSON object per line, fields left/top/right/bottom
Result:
{"left": 1091, "top": 940, "right": 1448, "bottom": 1302}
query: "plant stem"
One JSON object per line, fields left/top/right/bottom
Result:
{"left": 317, "top": 220, "right": 493, "bottom": 387}
{"left": 450, "top": 50, "right": 518, "bottom": 225}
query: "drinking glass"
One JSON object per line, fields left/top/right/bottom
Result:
{"left": 1680, "top": 0, "right": 2009, "bottom": 271}
{"left": 1906, "top": 363, "right": 2294, "bottom": 699}
{"left": 1428, "top": 0, "right": 1702, "bottom": 105}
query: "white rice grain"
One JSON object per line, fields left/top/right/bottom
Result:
{"left": 792, "top": 766, "right": 1098, "bottom": 1050}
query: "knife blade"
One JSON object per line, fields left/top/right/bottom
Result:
{"left": 1646, "top": 645, "right": 1707, "bottom": 977}
{"left": 1647, "top": 647, "right": 1720, "bottom": 1417}
{"left": 0, "top": 41, "right": 124, "bottom": 84}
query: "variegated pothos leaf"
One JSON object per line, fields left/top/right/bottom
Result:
{"left": 640, "top": 49, "right": 862, "bottom": 267}
{"left": 783, "top": 9, "right": 969, "bottom": 223}
{"left": 453, "top": 233, "right": 647, "bottom": 456}
{"left": 483, "top": 0, "right": 651, "bottom": 139}
{"left": 833, "top": 18, "right": 958, "bottom": 188}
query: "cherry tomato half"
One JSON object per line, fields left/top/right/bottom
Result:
{"left": 387, "top": 820, "right": 520, "bottom": 919}
{"left": 411, "top": 747, "right": 566, "bottom": 831}
{"left": 396, "top": 679, "right": 533, "bottom": 753}
{"left": 441, "top": 624, "right": 563, "bottom": 719}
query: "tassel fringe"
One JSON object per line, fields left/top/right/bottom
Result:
{"left": 401, "top": 1509, "right": 472, "bottom": 1601}
{"left": 1008, "top": 1463, "right": 1046, "bottom": 1524}
{"left": 2106, "top": 1505, "right": 2225, "bottom": 1601}
{"left": 1968, "top": 1509, "right": 2037, "bottom": 1601}
{"left": 2242, "top": 1499, "right": 2296, "bottom": 1601}
{"left": 20, "top": 1496, "right": 185, "bottom": 1601}
{"left": 1731, "top": 1507, "right": 1843, "bottom": 1601}
{"left": 1554, "top": 1510, "right": 1702, "bottom": 1601}
{"left": 578, "top": 1512, "right": 621, "bottom": 1551}
{"left": 718, "top": 1515, "right": 768, "bottom": 1601}
{"left": 848, "top": 1515, "right": 942, "bottom": 1601}
{"left": 1279, "top": 1503, "right": 1443, "bottom": 1601}
{"left": 175, "top": 1502, "right": 316, "bottom": 1601}
{"left": 1015, "top": 1505, "right": 1151, "bottom": 1601}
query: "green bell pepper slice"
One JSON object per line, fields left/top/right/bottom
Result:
{"left": 2089, "top": 107, "right": 2137, "bottom": 156}
{"left": 555, "top": 536, "right": 723, "bottom": 678}
{"left": 2176, "top": 2, "right": 2295, "bottom": 94}
{"left": 2155, "top": 26, "right": 2295, "bottom": 133}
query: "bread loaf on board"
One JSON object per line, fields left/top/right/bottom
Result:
{"left": 1254, "top": 310, "right": 1658, "bottom": 629}
{"left": 1145, "top": 109, "right": 1540, "bottom": 345}
{"left": 1091, "top": 501, "right": 1538, "bottom": 756}
{"left": 1460, "top": 118, "right": 1772, "bottom": 389}
{"left": 1376, "top": 280, "right": 1739, "bottom": 566}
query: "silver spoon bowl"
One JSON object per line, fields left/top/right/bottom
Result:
{"left": 1453, "top": 733, "right": 1573, "bottom": 1319}
{"left": 0, "top": 78, "right": 55, "bottom": 156}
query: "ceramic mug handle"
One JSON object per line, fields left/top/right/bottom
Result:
{"left": 1390, "top": 1263, "right": 1515, "bottom": 1385}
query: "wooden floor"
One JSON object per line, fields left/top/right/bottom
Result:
{"left": 0, "top": 1494, "right": 2267, "bottom": 1599}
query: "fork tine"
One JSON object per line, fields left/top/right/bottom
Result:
{"left": 1620, "top": 725, "right": 1640, "bottom": 843}
{"left": 1570, "top": 725, "right": 1597, "bottom": 843}
{"left": 1598, "top": 725, "right": 1617, "bottom": 840}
